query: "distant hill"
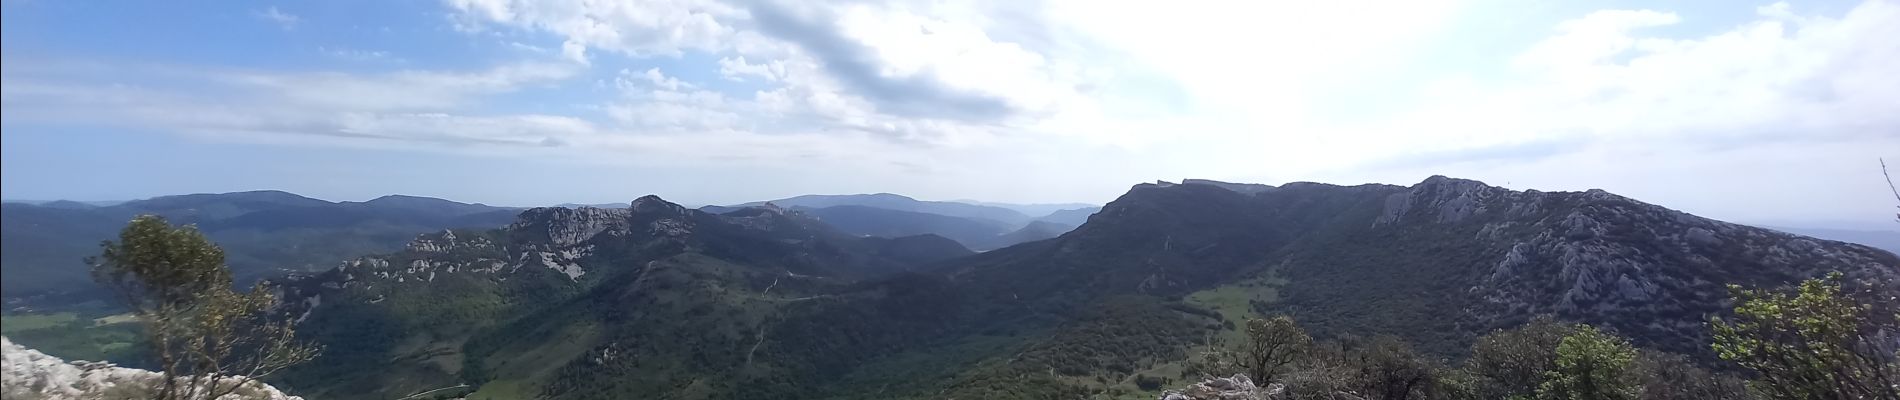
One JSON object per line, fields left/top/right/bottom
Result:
{"left": 0, "top": 191, "right": 521, "bottom": 300}
{"left": 116, "top": 190, "right": 336, "bottom": 220}
{"left": 1, "top": 199, "right": 126, "bottom": 207}
{"left": 725, "top": 193, "right": 1034, "bottom": 226}
{"left": 949, "top": 200, "right": 1099, "bottom": 218}
{"left": 355, "top": 194, "right": 505, "bottom": 217}
{"left": 716, "top": 204, "right": 1066, "bottom": 251}
{"left": 991, "top": 220, "right": 1074, "bottom": 246}
{"left": 37, "top": 200, "right": 101, "bottom": 210}
{"left": 788, "top": 205, "right": 1012, "bottom": 249}
{"left": 1034, "top": 207, "right": 1100, "bottom": 227}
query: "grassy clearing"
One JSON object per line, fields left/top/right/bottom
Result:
{"left": 1185, "top": 273, "right": 1285, "bottom": 343}
{"left": 467, "top": 379, "right": 532, "bottom": 400}
{"left": 2, "top": 312, "right": 79, "bottom": 334}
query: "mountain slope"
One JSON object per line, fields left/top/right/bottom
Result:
{"left": 947, "top": 177, "right": 1898, "bottom": 355}
{"left": 1181, "top": 178, "right": 1276, "bottom": 194}
{"left": 271, "top": 197, "right": 977, "bottom": 399}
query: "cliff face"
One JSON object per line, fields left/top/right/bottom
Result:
{"left": 1, "top": 337, "right": 302, "bottom": 400}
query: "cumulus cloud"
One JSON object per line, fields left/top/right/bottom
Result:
{"left": 255, "top": 7, "right": 299, "bottom": 30}
{"left": 223, "top": 62, "right": 580, "bottom": 110}
{"left": 1320, "top": 0, "right": 1900, "bottom": 224}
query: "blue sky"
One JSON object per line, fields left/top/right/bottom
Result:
{"left": 2, "top": 0, "right": 1895, "bottom": 229}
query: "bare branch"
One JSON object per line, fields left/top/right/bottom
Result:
{"left": 1884, "top": 158, "right": 1900, "bottom": 223}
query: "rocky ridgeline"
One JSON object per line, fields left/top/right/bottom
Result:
{"left": 1373, "top": 175, "right": 1900, "bottom": 352}
{"left": 1, "top": 337, "right": 301, "bottom": 400}
{"left": 291, "top": 199, "right": 676, "bottom": 284}
{"left": 270, "top": 195, "right": 868, "bottom": 318}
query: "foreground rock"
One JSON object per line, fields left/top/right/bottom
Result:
{"left": 1, "top": 337, "right": 301, "bottom": 400}
{"left": 1159, "top": 374, "right": 1280, "bottom": 400}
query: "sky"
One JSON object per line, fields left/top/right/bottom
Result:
{"left": 1, "top": 0, "right": 1896, "bottom": 229}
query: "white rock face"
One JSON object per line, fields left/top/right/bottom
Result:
{"left": 1158, "top": 374, "right": 1281, "bottom": 400}
{"left": 508, "top": 207, "right": 634, "bottom": 247}
{"left": 1, "top": 337, "right": 302, "bottom": 400}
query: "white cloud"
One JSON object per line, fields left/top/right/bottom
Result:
{"left": 5, "top": 0, "right": 1898, "bottom": 220}
{"left": 255, "top": 7, "right": 299, "bottom": 30}
{"left": 320, "top": 47, "right": 400, "bottom": 63}
{"left": 1314, "top": 0, "right": 1900, "bottom": 225}
{"left": 445, "top": 0, "right": 739, "bottom": 56}
{"left": 224, "top": 61, "right": 580, "bottom": 111}
{"left": 716, "top": 56, "right": 782, "bottom": 82}
{"left": 443, "top": 0, "right": 1106, "bottom": 144}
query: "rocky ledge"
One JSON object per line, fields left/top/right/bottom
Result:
{"left": 1159, "top": 374, "right": 1283, "bottom": 400}
{"left": 1, "top": 337, "right": 301, "bottom": 400}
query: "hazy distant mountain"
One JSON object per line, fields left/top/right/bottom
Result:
{"left": 354, "top": 194, "right": 505, "bottom": 217}
{"left": 0, "top": 191, "right": 520, "bottom": 300}
{"left": 1, "top": 199, "right": 127, "bottom": 207}
{"left": 788, "top": 205, "right": 1013, "bottom": 249}
{"left": 948, "top": 200, "right": 1099, "bottom": 217}
{"left": 116, "top": 190, "right": 336, "bottom": 220}
{"left": 725, "top": 193, "right": 1034, "bottom": 226}
{"left": 1761, "top": 226, "right": 1900, "bottom": 255}
{"left": 716, "top": 204, "right": 1065, "bottom": 251}
{"left": 36, "top": 200, "right": 101, "bottom": 210}
{"left": 991, "top": 220, "right": 1074, "bottom": 245}
{"left": 1034, "top": 206, "right": 1101, "bottom": 227}
{"left": 0, "top": 203, "right": 132, "bottom": 298}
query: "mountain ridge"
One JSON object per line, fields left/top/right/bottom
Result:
{"left": 249, "top": 176, "right": 1900, "bottom": 399}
